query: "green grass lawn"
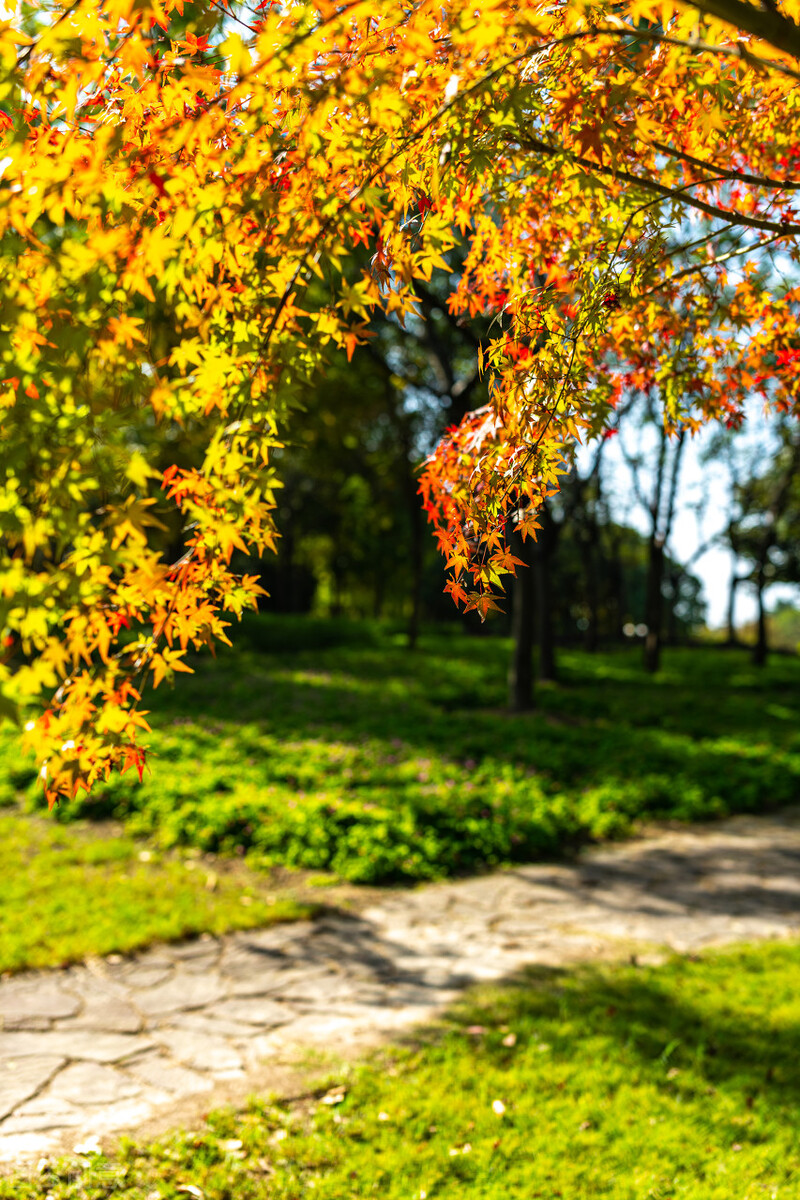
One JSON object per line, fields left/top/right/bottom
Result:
{"left": 0, "top": 810, "right": 313, "bottom": 973}
{"left": 6, "top": 938, "right": 800, "bottom": 1198}
{"left": 1, "top": 618, "right": 798, "bottom": 971}
{"left": 13, "top": 618, "right": 800, "bottom": 882}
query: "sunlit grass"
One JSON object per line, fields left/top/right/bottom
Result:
{"left": 0, "top": 809, "right": 312, "bottom": 974}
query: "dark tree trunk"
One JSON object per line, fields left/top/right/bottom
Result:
{"left": 282, "top": 521, "right": 295, "bottom": 613}
{"left": 753, "top": 566, "right": 769, "bottom": 667}
{"left": 397, "top": 422, "right": 423, "bottom": 648}
{"left": 642, "top": 426, "right": 685, "bottom": 673}
{"left": 643, "top": 538, "right": 665, "bottom": 673}
{"left": 529, "top": 506, "right": 561, "bottom": 683}
{"left": 666, "top": 570, "right": 679, "bottom": 646}
{"left": 581, "top": 536, "right": 600, "bottom": 652}
{"left": 508, "top": 533, "right": 535, "bottom": 711}
{"left": 607, "top": 530, "right": 625, "bottom": 642}
{"left": 533, "top": 542, "right": 557, "bottom": 682}
{"left": 331, "top": 568, "right": 344, "bottom": 617}
{"left": 373, "top": 570, "right": 385, "bottom": 619}
{"left": 406, "top": 494, "right": 423, "bottom": 649}
{"left": 725, "top": 567, "right": 740, "bottom": 647}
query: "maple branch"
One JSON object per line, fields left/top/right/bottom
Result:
{"left": 638, "top": 233, "right": 785, "bottom": 298}
{"left": 207, "top": 0, "right": 259, "bottom": 35}
{"left": 663, "top": 225, "right": 737, "bottom": 260}
{"left": 434, "top": 19, "right": 800, "bottom": 82}
{"left": 689, "top": 0, "right": 800, "bottom": 60}
{"left": 514, "top": 133, "right": 800, "bottom": 237}
{"left": 649, "top": 141, "right": 800, "bottom": 192}
{"left": 662, "top": 428, "right": 687, "bottom": 550}
{"left": 465, "top": 178, "right": 680, "bottom": 593}
{"left": 15, "top": 0, "right": 82, "bottom": 66}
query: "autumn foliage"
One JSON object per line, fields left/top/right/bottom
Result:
{"left": 1, "top": 0, "right": 800, "bottom": 802}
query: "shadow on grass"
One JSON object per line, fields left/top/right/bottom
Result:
{"left": 441, "top": 949, "right": 800, "bottom": 1113}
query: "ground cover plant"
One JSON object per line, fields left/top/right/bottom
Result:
{"left": 2, "top": 619, "right": 798, "bottom": 902}
{"left": 0, "top": 809, "right": 312, "bottom": 974}
{"left": 5, "top": 938, "right": 800, "bottom": 1198}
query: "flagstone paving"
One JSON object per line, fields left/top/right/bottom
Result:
{"left": 3, "top": 811, "right": 800, "bottom": 1168}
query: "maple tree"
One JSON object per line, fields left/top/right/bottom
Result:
{"left": 2, "top": 0, "right": 800, "bottom": 803}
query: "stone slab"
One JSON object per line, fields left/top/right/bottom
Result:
{"left": 62, "top": 998, "right": 143, "bottom": 1035}
{"left": 0, "top": 1031, "right": 151, "bottom": 1063}
{"left": 125, "top": 1051, "right": 211, "bottom": 1096}
{"left": 0, "top": 1131, "right": 58, "bottom": 1159}
{"left": 210, "top": 997, "right": 290, "bottom": 1027}
{"left": 0, "top": 1095, "right": 86, "bottom": 1134}
{"left": 227, "top": 971, "right": 294, "bottom": 998}
{"left": 169, "top": 1012, "right": 271, "bottom": 1039}
{"left": 114, "top": 965, "right": 173, "bottom": 989}
{"left": 154, "top": 1029, "right": 243, "bottom": 1073}
{"left": 46, "top": 1061, "right": 144, "bottom": 1107}
{"left": 169, "top": 939, "right": 220, "bottom": 961}
{"left": 0, "top": 1056, "right": 65, "bottom": 1121}
{"left": 0, "top": 983, "right": 79, "bottom": 1026}
{"left": 134, "top": 974, "right": 226, "bottom": 1016}
{"left": 75, "top": 1096, "right": 164, "bottom": 1134}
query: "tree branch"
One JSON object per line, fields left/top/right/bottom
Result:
{"left": 689, "top": 0, "right": 800, "bottom": 59}
{"left": 649, "top": 140, "right": 800, "bottom": 192}
{"left": 514, "top": 133, "right": 800, "bottom": 236}
{"left": 639, "top": 233, "right": 785, "bottom": 298}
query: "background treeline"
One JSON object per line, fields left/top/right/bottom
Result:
{"left": 232, "top": 276, "right": 799, "bottom": 700}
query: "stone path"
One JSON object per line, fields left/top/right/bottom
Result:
{"left": 3, "top": 811, "right": 800, "bottom": 1168}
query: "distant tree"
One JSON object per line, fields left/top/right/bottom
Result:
{"left": 729, "top": 425, "right": 800, "bottom": 666}
{"left": 617, "top": 396, "right": 687, "bottom": 673}
{"left": 507, "top": 440, "right": 610, "bottom": 711}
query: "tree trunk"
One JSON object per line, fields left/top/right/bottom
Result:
{"left": 666, "top": 570, "right": 679, "bottom": 646}
{"left": 643, "top": 538, "right": 665, "bottom": 673}
{"left": 533, "top": 542, "right": 557, "bottom": 682}
{"left": 607, "top": 529, "right": 625, "bottom": 642}
{"left": 725, "top": 567, "right": 739, "bottom": 647}
{"left": 406, "top": 502, "right": 422, "bottom": 650}
{"left": 283, "top": 520, "right": 295, "bottom": 613}
{"left": 331, "top": 564, "right": 344, "bottom": 618}
{"left": 402, "top": 441, "right": 424, "bottom": 650}
{"left": 581, "top": 536, "right": 600, "bottom": 652}
{"left": 373, "top": 569, "right": 385, "bottom": 619}
{"left": 753, "top": 566, "right": 768, "bottom": 667}
{"left": 508, "top": 534, "right": 535, "bottom": 711}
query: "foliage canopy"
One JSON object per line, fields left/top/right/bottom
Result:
{"left": 2, "top": 0, "right": 800, "bottom": 800}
